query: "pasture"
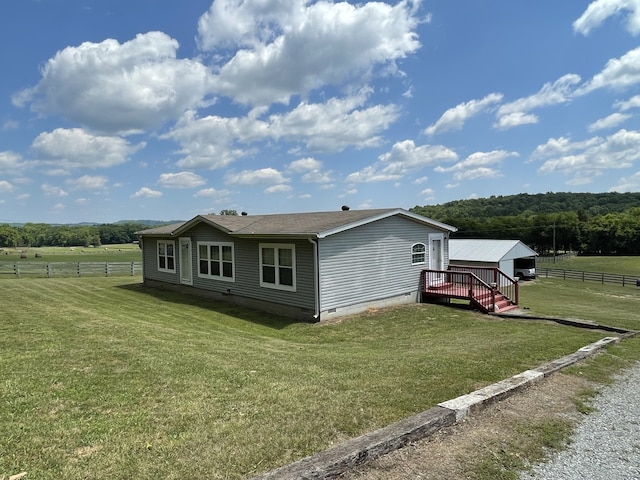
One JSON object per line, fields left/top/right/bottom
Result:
{"left": 0, "top": 270, "right": 638, "bottom": 478}
{"left": 546, "top": 255, "right": 640, "bottom": 276}
{"left": 0, "top": 243, "right": 142, "bottom": 263}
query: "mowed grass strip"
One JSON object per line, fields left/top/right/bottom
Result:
{"left": 547, "top": 255, "right": 640, "bottom": 276}
{"left": 1, "top": 244, "right": 142, "bottom": 263}
{"left": 0, "top": 277, "right": 607, "bottom": 479}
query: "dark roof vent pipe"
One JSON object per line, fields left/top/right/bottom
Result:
{"left": 241, "top": 211, "right": 248, "bottom": 216}
{"left": 341, "top": 205, "right": 350, "bottom": 211}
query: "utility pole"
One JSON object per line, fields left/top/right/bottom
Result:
{"left": 552, "top": 222, "right": 556, "bottom": 263}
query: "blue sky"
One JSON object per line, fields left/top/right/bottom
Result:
{"left": 1, "top": 0, "right": 640, "bottom": 223}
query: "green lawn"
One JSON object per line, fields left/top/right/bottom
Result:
{"left": 542, "top": 255, "right": 640, "bottom": 276}
{"left": 0, "top": 244, "right": 141, "bottom": 263}
{"left": 0, "top": 276, "right": 634, "bottom": 479}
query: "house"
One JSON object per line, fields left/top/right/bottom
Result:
{"left": 449, "top": 239, "right": 538, "bottom": 282}
{"left": 136, "top": 208, "right": 457, "bottom": 322}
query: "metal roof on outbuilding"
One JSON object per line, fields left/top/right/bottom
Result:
{"left": 449, "top": 239, "right": 537, "bottom": 263}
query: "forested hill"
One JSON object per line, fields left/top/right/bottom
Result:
{"left": 410, "top": 192, "right": 640, "bottom": 220}
{"left": 410, "top": 192, "right": 640, "bottom": 255}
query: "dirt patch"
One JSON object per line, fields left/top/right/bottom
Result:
{"left": 338, "top": 372, "right": 592, "bottom": 480}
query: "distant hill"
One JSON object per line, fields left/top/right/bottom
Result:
{"left": 411, "top": 192, "right": 640, "bottom": 220}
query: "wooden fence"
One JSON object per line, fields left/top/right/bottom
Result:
{"left": 537, "top": 267, "right": 640, "bottom": 288}
{"left": 0, "top": 261, "right": 142, "bottom": 278}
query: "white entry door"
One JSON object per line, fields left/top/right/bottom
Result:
{"left": 429, "top": 233, "right": 445, "bottom": 284}
{"left": 179, "top": 237, "right": 193, "bottom": 285}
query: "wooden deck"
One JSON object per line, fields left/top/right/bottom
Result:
{"left": 421, "top": 266, "right": 519, "bottom": 313}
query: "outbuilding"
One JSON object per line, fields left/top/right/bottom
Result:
{"left": 449, "top": 239, "right": 538, "bottom": 281}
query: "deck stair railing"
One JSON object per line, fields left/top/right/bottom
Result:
{"left": 421, "top": 266, "right": 519, "bottom": 313}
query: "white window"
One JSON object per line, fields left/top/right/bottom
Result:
{"left": 411, "top": 243, "right": 426, "bottom": 265}
{"left": 198, "top": 242, "right": 235, "bottom": 281}
{"left": 157, "top": 240, "right": 175, "bottom": 273}
{"left": 259, "top": 243, "right": 296, "bottom": 291}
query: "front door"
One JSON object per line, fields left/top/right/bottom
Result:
{"left": 429, "top": 233, "right": 445, "bottom": 285}
{"left": 179, "top": 237, "right": 193, "bottom": 285}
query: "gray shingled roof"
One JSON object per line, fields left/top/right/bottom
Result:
{"left": 136, "top": 208, "right": 456, "bottom": 238}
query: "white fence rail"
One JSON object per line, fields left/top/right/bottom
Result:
{"left": 0, "top": 261, "right": 142, "bottom": 278}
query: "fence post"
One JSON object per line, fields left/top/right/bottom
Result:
{"left": 130, "top": 262, "right": 134, "bottom": 276}
{"left": 77, "top": 262, "right": 81, "bottom": 277}
{"left": 105, "top": 262, "right": 109, "bottom": 277}
{"left": 14, "top": 262, "right": 19, "bottom": 278}
{"left": 47, "top": 263, "right": 52, "bottom": 278}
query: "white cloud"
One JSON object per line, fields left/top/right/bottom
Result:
{"left": 577, "top": 46, "right": 640, "bottom": 94}
{"left": 610, "top": 170, "right": 640, "bottom": 191}
{"left": 200, "top": 0, "right": 422, "bottom": 105}
{"left": 225, "top": 168, "right": 288, "bottom": 185}
{"left": 532, "top": 129, "right": 640, "bottom": 183}
{"left": 268, "top": 88, "right": 400, "bottom": 152}
{"left": 425, "top": 93, "right": 503, "bottom": 136}
{"left": 587, "top": 112, "right": 631, "bottom": 131}
{"left": 287, "top": 157, "right": 332, "bottom": 183}
{"left": 2, "top": 120, "right": 19, "bottom": 131}
{"left": 615, "top": 94, "right": 640, "bottom": 110}
{"left": 31, "top": 128, "right": 144, "bottom": 171}
{"left": 574, "top": 0, "right": 640, "bottom": 36}
{"left": 0, "top": 151, "right": 27, "bottom": 172}
{"left": 436, "top": 150, "right": 517, "bottom": 181}
{"left": 66, "top": 175, "right": 108, "bottom": 191}
{"left": 16, "top": 193, "right": 31, "bottom": 200}
{"left": 131, "top": 187, "right": 162, "bottom": 198}
{"left": 194, "top": 187, "right": 231, "bottom": 200}
{"left": 495, "top": 74, "right": 581, "bottom": 129}
{"left": 346, "top": 140, "right": 458, "bottom": 183}
{"left": 41, "top": 184, "right": 68, "bottom": 197}
{"left": 264, "top": 184, "right": 293, "bottom": 194}
{"left": 158, "top": 171, "right": 206, "bottom": 189}
{"left": 14, "top": 32, "right": 212, "bottom": 134}
{"left": 0, "top": 181, "right": 13, "bottom": 193}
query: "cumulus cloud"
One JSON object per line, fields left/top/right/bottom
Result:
{"left": 194, "top": 187, "right": 231, "bottom": 200}
{"left": 132, "top": 187, "right": 162, "bottom": 198}
{"left": 435, "top": 150, "right": 518, "bottom": 181}
{"left": 573, "top": 0, "right": 640, "bottom": 36}
{"left": 287, "top": 157, "right": 333, "bottom": 183}
{"left": 165, "top": 89, "right": 399, "bottom": 169}
{"left": 587, "top": 112, "right": 631, "bottom": 131}
{"left": 495, "top": 74, "right": 581, "bottom": 129}
{"left": 31, "top": 128, "right": 144, "bottom": 172}
{"left": 615, "top": 94, "right": 640, "bottom": 110}
{"left": 199, "top": 0, "right": 422, "bottom": 105}
{"left": 577, "top": 46, "right": 640, "bottom": 94}
{"left": 225, "top": 167, "right": 288, "bottom": 185}
{"left": 13, "top": 32, "right": 212, "bottom": 134}
{"left": 346, "top": 140, "right": 458, "bottom": 182}
{"left": 66, "top": 175, "right": 108, "bottom": 191}
{"left": 41, "top": 184, "right": 69, "bottom": 197}
{"left": 264, "top": 184, "right": 293, "bottom": 194}
{"left": 0, "top": 181, "right": 14, "bottom": 193}
{"left": 0, "top": 151, "right": 27, "bottom": 172}
{"left": 531, "top": 129, "right": 640, "bottom": 183}
{"left": 610, "top": 170, "right": 640, "bottom": 191}
{"left": 425, "top": 93, "right": 503, "bottom": 136}
{"left": 158, "top": 171, "right": 206, "bottom": 189}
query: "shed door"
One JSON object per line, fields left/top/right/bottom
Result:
{"left": 179, "top": 237, "right": 193, "bottom": 285}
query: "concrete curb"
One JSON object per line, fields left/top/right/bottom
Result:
{"left": 251, "top": 336, "right": 622, "bottom": 480}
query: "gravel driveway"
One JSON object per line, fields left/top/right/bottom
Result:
{"left": 520, "top": 362, "right": 640, "bottom": 480}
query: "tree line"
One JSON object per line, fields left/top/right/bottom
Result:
{"left": 0, "top": 222, "right": 148, "bottom": 248}
{"left": 410, "top": 192, "right": 640, "bottom": 255}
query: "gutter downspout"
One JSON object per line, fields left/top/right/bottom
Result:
{"left": 308, "top": 237, "right": 320, "bottom": 321}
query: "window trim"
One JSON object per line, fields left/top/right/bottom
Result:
{"left": 197, "top": 241, "right": 235, "bottom": 282}
{"left": 157, "top": 240, "right": 176, "bottom": 273}
{"left": 259, "top": 243, "right": 296, "bottom": 292}
{"left": 411, "top": 242, "right": 427, "bottom": 265}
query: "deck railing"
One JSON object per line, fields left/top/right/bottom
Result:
{"left": 421, "top": 266, "right": 518, "bottom": 312}
{"left": 448, "top": 265, "right": 519, "bottom": 306}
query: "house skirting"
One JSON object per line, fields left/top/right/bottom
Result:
{"left": 142, "top": 279, "right": 317, "bottom": 322}
{"left": 319, "top": 290, "right": 420, "bottom": 321}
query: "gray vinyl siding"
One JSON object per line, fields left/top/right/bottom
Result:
{"left": 176, "top": 223, "right": 316, "bottom": 310}
{"left": 318, "top": 216, "right": 449, "bottom": 311}
{"left": 141, "top": 236, "right": 181, "bottom": 285}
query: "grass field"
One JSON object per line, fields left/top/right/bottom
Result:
{"left": 1, "top": 270, "right": 638, "bottom": 479}
{"left": 0, "top": 244, "right": 142, "bottom": 263}
{"left": 542, "top": 255, "right": 640, "bottom": 276}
